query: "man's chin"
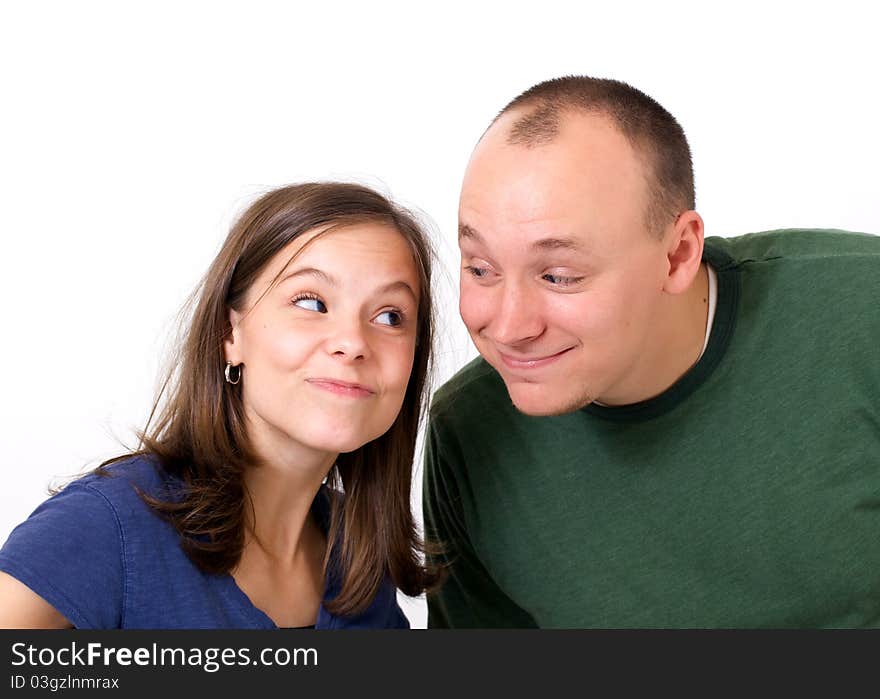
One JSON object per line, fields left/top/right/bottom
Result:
{"left": 504, "top": 380, "right": 593, "bottom": 417}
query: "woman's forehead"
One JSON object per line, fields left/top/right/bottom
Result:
{"left": 259, "top": 222, "right": 421, "bottom": 293}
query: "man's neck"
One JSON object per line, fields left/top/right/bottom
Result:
{"left": 596, "top": 262, "right": 711, "bottom": 407}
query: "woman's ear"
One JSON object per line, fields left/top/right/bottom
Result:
{"left": 663, "top": 210, "right": 704, "bottom": 296}
{"left": 223, "top": 308, "right": 243, "bottom": 364}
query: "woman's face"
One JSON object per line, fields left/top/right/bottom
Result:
{"left": 224, "top": 222, "right": 421, "bottom": 465}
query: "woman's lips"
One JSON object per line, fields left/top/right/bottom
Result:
{"left": 306, "top": 378, "right": 375, "bottom": 398}
{"left": 498, "top": 347, "right": 573, "bottom": 370}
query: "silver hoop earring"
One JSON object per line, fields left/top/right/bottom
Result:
{"left": 225, "top": 361, "right": 241, "bottom": 385}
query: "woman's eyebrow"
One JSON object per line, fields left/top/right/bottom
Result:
{"left": 374, "top": 280, "right": 418, "bottom": 302}
{"left": 277, "top": 267, "right": 338, "bottom": 287}
{"left": 277, "top": 268, "right": 417, "bottom": 302}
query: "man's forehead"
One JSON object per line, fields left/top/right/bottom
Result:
{"left": 461, "top": 109, "right": 650, "bottom": 247}
{"left": 465, "top": 116, "right": 638, "bottom": 194}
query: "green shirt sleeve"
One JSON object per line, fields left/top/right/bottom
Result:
{"left": 423, "top": 412, "right": 538, "bottom": 628}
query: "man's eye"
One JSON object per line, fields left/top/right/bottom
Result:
{"left": 541, "top": 273, "right": 583, "bottom": 286}
{"left": 293, "top": 295, "right": 327, "bottom": 313}
{"left": 375, "top": 309, "right": 404, "bottom": 327}
{"left": 464, "top": 265, "right": 490, "bottom": 278}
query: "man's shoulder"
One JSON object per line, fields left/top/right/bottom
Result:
{"left": 706, "top": 228, "right": 880, "bottom": 266}
{"left": 429, "top": 356, "right": 508, "bottom": 421}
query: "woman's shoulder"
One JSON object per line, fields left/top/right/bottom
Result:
{"left": 1, "top": 454, "right": 181, "bottom": 554}
{"left": 0, "top": 457, "right": 173, "bottom": 629}
{"left": 66, "top": 454, "right": 182, "bottom": 510}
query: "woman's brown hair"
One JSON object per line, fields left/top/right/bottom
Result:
{"left": 110, "top": 182, "right": 438, "bottom": 616}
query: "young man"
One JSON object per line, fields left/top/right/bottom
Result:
{"left": 424, "top": 76, "right": 880, "bottom": 628}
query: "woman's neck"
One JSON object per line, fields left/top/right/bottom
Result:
{"left": 241, "top": 453, "right": 334, "bottom": 563}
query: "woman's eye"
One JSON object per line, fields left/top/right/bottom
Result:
{"left": 293, "top": 296, "right": 327, "bottom": 313}
{"left": 375, "top": 309, "right": 404, "bottom": 327}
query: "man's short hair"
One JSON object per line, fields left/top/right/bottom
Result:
{"left": 495, "top": 75, "right": 695, "bottom": 235}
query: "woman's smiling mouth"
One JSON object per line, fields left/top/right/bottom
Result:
{"left": 306, "top": 378, "right": 376, "bottom": 398}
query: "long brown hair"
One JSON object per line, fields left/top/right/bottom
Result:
{"left": 113, "top": 182, "right": 438, "bottom": 616}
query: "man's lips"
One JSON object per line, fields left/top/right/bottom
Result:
{"left": 497, "top": 347, "right": 574, "bottom": 370}
{"left": 306, "top": 378, "right": 375, "bottom": 398}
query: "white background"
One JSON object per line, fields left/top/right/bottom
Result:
{"left": 1, "top": 1, "right": 878, "bottom": 628}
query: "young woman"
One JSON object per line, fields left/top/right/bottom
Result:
{"left": 0, "top": 182, "right": 438, "bottom": 628}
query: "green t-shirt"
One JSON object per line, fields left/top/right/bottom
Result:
{"left": 424, "top": 229, "right": 880, "bottom": 628}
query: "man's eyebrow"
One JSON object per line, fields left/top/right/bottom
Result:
{"left": 460, "top": 223, "right": 583, "bottom": 253}
{"left": 531, "top": 237, "right": 582, "bottom": 252}
{"left": 458, "top": 223, "right": 482, "bottom": 242}
{"left": 277, "top": 267, "right": 337, "bottom": 286}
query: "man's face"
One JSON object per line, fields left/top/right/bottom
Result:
{"left": 458, "top": 111, "right": 672, "bottom": 415}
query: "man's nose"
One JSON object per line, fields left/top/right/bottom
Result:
{"left": 486, "top": 282, "right": 544, "bottom": 346}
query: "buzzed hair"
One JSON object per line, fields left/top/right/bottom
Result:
{"left": 496, "top": 75, "right": 695, "bottom": 235}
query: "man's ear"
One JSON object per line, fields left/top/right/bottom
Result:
{"left": 224, "top": 308, "right": 243, "bottom": 365}
{"left": 663, "top": 210, "right": 704, "bottom": 295}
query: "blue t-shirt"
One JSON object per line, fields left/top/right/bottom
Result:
{"left": 0, "top": 457, "right": 408, "bottom": 629}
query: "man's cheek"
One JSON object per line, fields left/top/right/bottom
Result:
{"left": 458, "top": 290, "right": 491, "bottom": 332}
